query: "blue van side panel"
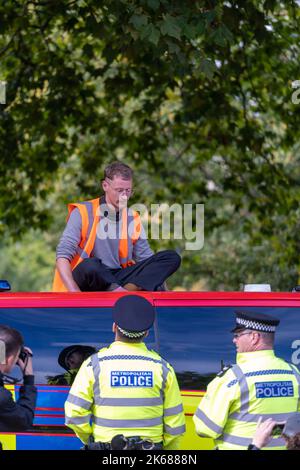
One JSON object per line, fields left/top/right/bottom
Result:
{"left": 156, "top": 306, "right": 300, "bottom": 388}
{"left": 16, "top": 434, "right": 82, "bottom": 450}
{"left": 0, "top": 307, "right": 157, "bottom": 384}
{"left": 15, "top": 385, "right": 68, "bottom": 426}
{"left": 15, "top": 385, "right": 69, "bottom": 407}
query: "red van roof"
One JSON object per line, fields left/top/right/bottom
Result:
{"left": 0, "top": 291, "right": 299, "bottom": 308}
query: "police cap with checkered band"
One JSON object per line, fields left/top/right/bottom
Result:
{"left": 113, "top": 295, "right": 155, "bottom": 339}
{"left": 231, "top": 310, "right": 280, "bottom": 333}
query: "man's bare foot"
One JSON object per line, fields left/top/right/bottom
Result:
{"left": 111, "top": 286, "right": 127, "bottom": 292}
{"left": 123, "top": 283, "right": 143, "bottom": 291}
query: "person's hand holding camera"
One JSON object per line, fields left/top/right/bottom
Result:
{"left": 17, "top": 347, "right": 34, "bottom": 376}
{"left": 251, "top": 417, "right": 283, "bottom": 449}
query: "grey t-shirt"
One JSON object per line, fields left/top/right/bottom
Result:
{"left": 56, "top": 207, "right": 153, "bottom": 269}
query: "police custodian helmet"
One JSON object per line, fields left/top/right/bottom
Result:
{"left": 113, "top": 295, "right": 155, "bottom": 338}
{"left": 58, "top": 345, "right": 97, "bottom": 371}
{"left": 231, "top": 310, "right": 280, "bottom": 333}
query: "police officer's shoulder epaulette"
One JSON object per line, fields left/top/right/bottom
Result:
{"left": 216, "top": 365, "right": 232, "bottom": 378}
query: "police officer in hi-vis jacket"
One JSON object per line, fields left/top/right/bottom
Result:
{"left": 193, "top": 311, "right": 300, "bottom": 450}
{"left": 65, "top": 295, "right": 185, "bottom": 450}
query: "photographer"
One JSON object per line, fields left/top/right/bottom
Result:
{"left": 0, "top": 325, "right": 37, "bottom": 432}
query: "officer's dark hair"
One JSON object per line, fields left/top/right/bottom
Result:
{"left": 0, "top": 324, "right": 24, "bottom": 358}
{"left": 104, "top": 162, "right": 133, "bottom": 181}
{"left": 116, "top": 329, "right": 147, "bottom": 343}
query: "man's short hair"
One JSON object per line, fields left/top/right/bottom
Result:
{"left": 104, "top": 162, "right": 133, "bottom": 181}
{"left": 0, "top": 324, "right": 24, "bottom": 358}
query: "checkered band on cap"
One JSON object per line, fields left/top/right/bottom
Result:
{"left": 236, "top": 317, "right": 276, "bottom": 332}
{"left": 117, "top": 325, "right": 146, "bottom": 339}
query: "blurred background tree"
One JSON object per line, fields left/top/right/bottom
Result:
{"left": 0, "top": 0, "right": 299, "bottom": 291}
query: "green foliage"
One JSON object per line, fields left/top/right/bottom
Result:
{"left": 0, "top": 231, "right": 54, "bottom": 292}
{"left": 0, "top": 0, "right": 300, "bottom": 290}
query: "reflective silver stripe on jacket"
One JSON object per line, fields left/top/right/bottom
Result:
{"left": 164, "top": 423, "right": 186, "bottom": 435}
{"left": 81, "top": 201, "right": 94, "bottom": 240}
{"left": 97, "top": 397, "right": 163, "bottom": 407}
{"left": 92, "top": 416, "right": 163, "bottom": 428}
{"left": 230, "top": 411, "right": 297, "bottom": 422}
{"left": 219, "top": 433, "right": 285, "bottom": 448}
{"left": 65, "top": 415, "right": 91, "bottom": 425}
{"left": 161, "top": 358, "right": 169, "bottom": 402}
{"left": 66, "top": 393, "right": 92, "bottom": 411}
{"left": 195, "top": 408, "right": 223, "bottom": 434}
{"left": 94, "top": 355, "right": 163, "bottom": 364}
{"left": 231, "top": 364, "right": 249, "bottom": 417}
{"left": 91, "top": 353, "right": 102, "bottom": 406}
{"left": 161, "top": 358, "right": 171, "bottom": 431}
{"left": 164, "top": 403, "right": 183, "bottom": 417}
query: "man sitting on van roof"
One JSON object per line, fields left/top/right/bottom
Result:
{"left": 53, "top": 162, "right": 181, "bottom": 292}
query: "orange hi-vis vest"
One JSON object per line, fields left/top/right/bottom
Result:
{"left": 52, "top": 198, "right": 142, "bottom": 292}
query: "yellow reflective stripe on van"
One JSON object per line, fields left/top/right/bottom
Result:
{"left": 0, "top": 434, "right": 17, "bottom": 450}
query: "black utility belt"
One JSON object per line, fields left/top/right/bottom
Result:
{"left": 83, "top": 435, "right": 163, "bottom": 451}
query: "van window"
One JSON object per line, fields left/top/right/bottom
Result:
{"left": 156, "top": 306, "right": 300, "bottom": 391}
{"left": 0, "top": 307, "right": 156, "bottom": 384}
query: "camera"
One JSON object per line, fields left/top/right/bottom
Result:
{"left": 271, "top": 423, "right": 285, "bottom": 437}
{"left": 19, "top": 348, "right": 32, "bottom": 362}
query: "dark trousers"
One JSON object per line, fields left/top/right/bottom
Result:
{"left": 72, "top": 250, "right": 181, "bottom": 292}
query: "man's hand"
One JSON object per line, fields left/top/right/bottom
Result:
{"left": 251, "top": 417, "right": 278, "bottom": 449}
{"left": 17, "top": 346, "right": 34, "bottom": 376}
{"left": 57, "top": 258, "right": 81, "bottom": 291}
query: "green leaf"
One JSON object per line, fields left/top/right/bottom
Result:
{"left": 203, "top": 10, "right": 216, "bottom": 26}
{"left": 140, "top": 23, "right": 160, "bottom": 45}
{"left": 148, "top": 25, "right": 160, "bottom": 45}
{"left": 167, "top": 40, "right": 180, "bottom": 55}
{"left": 263, "top": 0, "right": 277, "bottom": 13}
{"left": 194, "top": 20, "right": 205, "bottom": 36}
{"left": 160, "top": 14, "right": 181, "bottom": 40}
{"left": 147, "top": 0, "right": 160, "bottom": 10}
{"left": 129, "top": 14, "right": 148, "bottom": 31}
{"left": 199, "top": 58, "right": 217, "bottom": 80}
{"left": 182, "top": 23, "right": 197, "bottom": 40}
{"left": 211, "top": 25, "right": 233, "bottom": 47}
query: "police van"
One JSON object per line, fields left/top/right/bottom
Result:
{"left": 0, "top": 290, "right": 300, "bottom": 450}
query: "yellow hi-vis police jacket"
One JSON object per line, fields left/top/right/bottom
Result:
{"left": 65, "top": 341, "right": 186, "bottom": 449}
{"left": 193, "top": 350, "right": 300, "bottom": 450}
